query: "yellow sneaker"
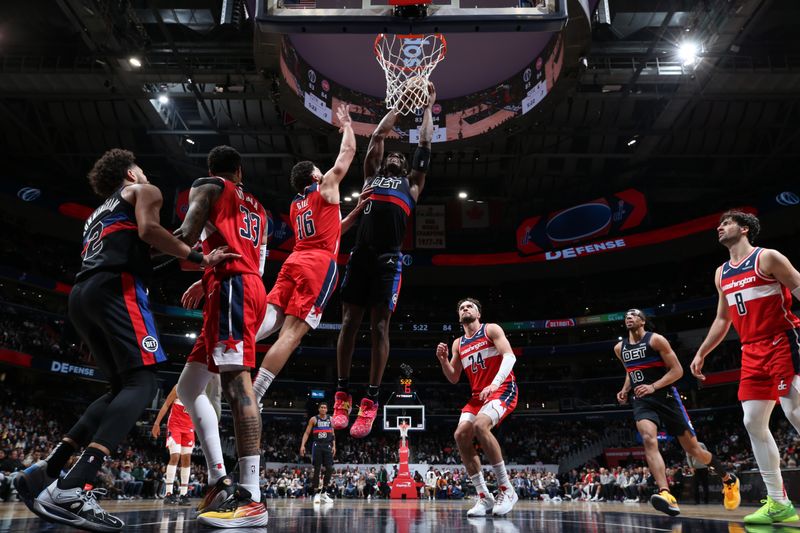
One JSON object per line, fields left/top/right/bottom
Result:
{"left": 197, "top": 487, "right": 268, "bottom": 528}
{"left": 650, "top": 489, "right": 680, "bottom": 517}
{"left": 723, "top": 474, "right": 741, "bottom": 510}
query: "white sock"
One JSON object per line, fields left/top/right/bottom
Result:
{"left": 779, "top": 376, "right": 800, "bottom": 434}
{"left": 743, "top": 399, "right": 789, "bottom": 504}
{"left": 179, "top": 467, "right": 190, "bottom": 496}
{"left": 177, "top": 363, "right": 226, "bottom": 483}
{"left": 470, "top": 472, "right": 490, "bottom": 498}
{"left": 239, "top": 455, "right": 261, "bottom": 500}
{"left": 165, "top": 464, "right": 177, "bottom": 493}
{"left": 492, "top": 461, "right": 511, "bottom": 492}
{"left": 252, "top": 368, "right": 275, "bottom": 404}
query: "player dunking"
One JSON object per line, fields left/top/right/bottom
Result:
{"left": 14, "top": 149, "right": 234, "bottom": 532}
{"left": 436, "top": 298, "right": 519, "bottom": 516}
{"left": 614, "top": 309, "right": 740, "bottom": 517}
{"left": 691, "top": 210, "right": 800, "bottom": 525}
{"left": 300, "top": 402, "right": 336, "bottom": 505}
{"left": 334, "top": 83, "right": 436, "bottom": 439}
{"left": 250, "top": 104, "right": 361, "bottom": 404}
{"left": 172, "top": 145, "right": 269, "bottom": 527}
{"left": 151, "top": 385, "right": 194, "bottom": 505}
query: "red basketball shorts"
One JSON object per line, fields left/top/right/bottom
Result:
{"left": 459, "top": 380, "right": 518, "bottom": 428}
{"left": 266, "top": 250, "right": 338, "bottom": 329}
{"left": 200, "top": 272, "right": 267, "bottom": 371}
{"left": 739, "top": 328, "right": 800, "bottom": 401}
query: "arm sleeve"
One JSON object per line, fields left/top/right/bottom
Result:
{"left": 259, "top": 244, "right": 268, "bottom": 276}
{"left": 490, "top": 353, "right": 516, "bottom": 387}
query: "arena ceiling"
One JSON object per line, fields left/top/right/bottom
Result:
{"left": 0, "top": 0, "right": 798, "bottom": 226}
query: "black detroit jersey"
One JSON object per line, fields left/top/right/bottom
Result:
{"left": 620, "top": 332, "right": 667, "bottom": 391}
{"left": 312, "top": 415, "right": 334, "bottom": 446}
{"left": 77, "top": 188, "right": 151, "bottom": 283}
{"left": 355, "top": 174, "right": 415, "bottom": 252}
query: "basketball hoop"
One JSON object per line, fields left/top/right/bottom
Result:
{"left": 374, "top": 33, "right": 446, "bottom": 116}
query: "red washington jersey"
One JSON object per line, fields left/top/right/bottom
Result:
{"left": 167, "top": 398, "right": 194, "bottom": 432}
{"left": 720, "top": 247, "right": 800, "bottom": 343}
{"left": 290, "top": 182, "right": 341, "bottom": 256}
{"left": 201, "top": 177, "right": 267, "bottom": 278}
{"left": 458, "top": 323, "right": 516, "bottom": 398}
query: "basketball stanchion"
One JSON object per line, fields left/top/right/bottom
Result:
{"left": 389, "top": 421, "right": 419, "bottom": 499}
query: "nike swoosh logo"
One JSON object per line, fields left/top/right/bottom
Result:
{"left": 723, "top": 268, "right": 731, "bottom": 274}
{"left": 773, "top": 338, "right": 782, "bottom": 346}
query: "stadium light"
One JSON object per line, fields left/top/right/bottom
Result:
{"left": 128, "top": 57, "right": 142, "bottom": 68}
{"left": 458, "top": 191, "right": 468, "bottom": 199}
{"left": 678, "top": 41, "right": 699, "bottom": 66}
{"left": 185, "top": 137, "right": 195, "bottom": 145}
{"left": 158, "top": 94, "right": 169, "bottom": 104}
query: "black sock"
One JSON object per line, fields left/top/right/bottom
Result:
{"left": 337, "top": 378, "right": 349, "bottom": 393}
{"left": 45, "top": 440, "right": 77, "bottom": 478}
{"left": 705, "top": 455, "right": 731, "bottom": 480}
{"left": 367, "top": 385, "right": 380, "bottom": 401}
{"left": 58, "top": 447, "right": 106, "bottom": 490}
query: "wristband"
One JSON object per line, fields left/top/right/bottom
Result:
{"left": 187, "top": 250, "right": 204, "bottom": 264}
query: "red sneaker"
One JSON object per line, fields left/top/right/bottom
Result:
{"left": 332, "top": 391, "right": 352, "bottom": 430}
{"left": 349, "top": 398, "right": 379, "bottom": 439}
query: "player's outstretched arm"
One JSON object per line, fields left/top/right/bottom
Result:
{"left": 633, "top": 335, "right": 683, "bottom": 398}
{"left": 132, "top": 184, "right": 229, "bottom": 267}
{"left": 321, "top": 104, "right": 357, "bottom": 200}
{"left": 364, "top": 109, "right": 399, "bottom": 180}
{"left": 340, "top": 186, "right": 373, "bottom": 234}
{"left": 151, "top": 385, "right": 178, "bottom": 438}
{"left": 408, "top": 82, "right": 436, "bottom": 202}
{"left": 691, "top": 266, "right": 732, "bottom": 381}
{"left": 480, "top": 323, "right": 516, "bottom": 401}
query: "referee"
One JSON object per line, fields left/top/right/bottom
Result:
{"left": 300, "top": 402, "right": 336, "bottom": 504}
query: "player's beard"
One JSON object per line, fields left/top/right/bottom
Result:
{"left": 460, "top": 316, "right": 476, "bottom": 325}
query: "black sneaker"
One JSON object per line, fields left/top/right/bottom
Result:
{"left": 197, "top": 475, "right": 237, "bottom": 513}
{"left": 178, "top": 494, "right": 191, "bottom": 506}
{"left": 164, "top": 493, "right": 178, "bottom": 505}
{"left": 34, "top": 482, "right": 124, "bottom": 532}
{"left": 13, "top": 460, "right": 55, "bottom": 513}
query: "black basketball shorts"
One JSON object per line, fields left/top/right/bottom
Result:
{"left": 68, "top": 271, "right": 167, "bottom": 378}
{"left": 339, "top": 248, "right": 403, "bottom": 312}
{"left": 631, "top": 386, "right": 696, "bottom": 438}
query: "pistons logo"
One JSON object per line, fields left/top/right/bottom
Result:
{"left": 142, "top": 335, "right": 159, "bottom": 353}
{"left": 392, "top": 293, "right": 399, "bottom": 306}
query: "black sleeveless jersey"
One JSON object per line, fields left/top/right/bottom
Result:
{"left": 354, "top": 174, "right": 415, "bottom": 252}
{"left": 76, "top": 188, "right": 151, "bottom": 283}
{"left": 312, "top": 415, "right": 334, "bottom": 446}
{"left": 620, "top": 332, "right": 667, "bottom": 389}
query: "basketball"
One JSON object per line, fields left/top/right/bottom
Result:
{"left": 394, "top": 75, "right": 430, "bottom": 113}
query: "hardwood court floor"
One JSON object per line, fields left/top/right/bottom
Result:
{"left": 1, "top": 497, "right": 797, "bottom": 532}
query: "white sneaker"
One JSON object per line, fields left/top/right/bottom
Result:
{"left": 467, "top": 494, "right": 495, "bottom": 517}
{"left": 313, "top": 493, "right": 321, "bottom": 504}
{"left": 34, "top": 482, "right": 124, "bottom": 532}
{"left": 320, "top": 493, "right": 334, "bottom": 504}
{"left": 493, "top": 488, "right": 519, "bottom": 516}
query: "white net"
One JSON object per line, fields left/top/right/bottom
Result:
{"left": 374, "top": 33, "right": 446, "bottom": 115}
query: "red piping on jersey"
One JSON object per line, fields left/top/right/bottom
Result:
{"left": 626, "top": 361, "right": 666, "bottom": 371}
{"left": 371, "top": 193, "right": 412, "bottom": 216}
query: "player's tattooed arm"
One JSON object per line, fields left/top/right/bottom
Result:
{"left": 175, "top": 182, "right": 223, "bottom": 245}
